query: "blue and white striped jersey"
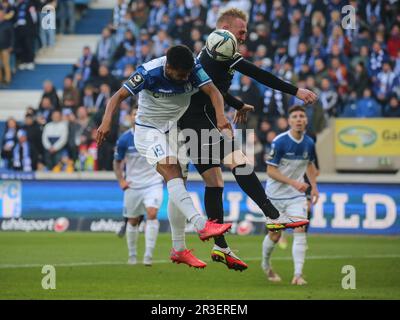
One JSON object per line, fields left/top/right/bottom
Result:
{"left": 266, "top": 130, "right": 316, "bottom": 200}
{"left": 123, "top": 56, "right": 212, "bottom": 133}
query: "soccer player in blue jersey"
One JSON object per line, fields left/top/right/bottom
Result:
{"left": 97, "top": 45, "right": 233, "bottom": 268}
{"left": 113, "top": 108, "right": 164, "bottom": 266}
{"left": 262, "top": 105, "right": 320, "bottom": 285}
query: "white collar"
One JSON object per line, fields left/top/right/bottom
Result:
{"left": 288, "top": 130, "right": 304, "bottom": 144}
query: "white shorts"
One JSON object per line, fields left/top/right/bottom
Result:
{"left": 123, "top": 184, "right": 164, "bottom": 218}
{"left": 134, "top": 124, "right": 189, "bottom": 177}
{"left": 270, "top": 197, "right": 308, "bottom": 219}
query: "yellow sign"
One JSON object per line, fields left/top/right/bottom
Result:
{"left": 335, "top": 119, "right": 400, "bottom": 156}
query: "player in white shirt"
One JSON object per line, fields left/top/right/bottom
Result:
{"left": 262, "top": 105, "right": 320, "bottom": 285}
{"left": 97, "top": 45, "right": 233, "bottom": 268}
{"left": 113, "top": 109, "right": 164, "bottom": 266}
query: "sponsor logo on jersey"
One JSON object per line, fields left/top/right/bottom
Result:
{"left": 152, "top": 92, "right": 181, "bottom": 98}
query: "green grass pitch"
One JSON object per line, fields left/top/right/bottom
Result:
{"left": 0, "top": 232, "right": 399, "bottom": 300}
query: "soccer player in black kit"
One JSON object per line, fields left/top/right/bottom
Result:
{"left": 178, "top": 9, "right": 318, "bottom": 271}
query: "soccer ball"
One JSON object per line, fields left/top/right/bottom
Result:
{"left": 205, "top": 29, "right": 238, "bottom": 61}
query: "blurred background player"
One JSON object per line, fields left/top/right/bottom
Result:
{"left": 262, "top": 105, "right": 319, "bottom": 285}
{"left": 276, "top": 123, "right": 321, "bottom": 249}
{"left": 113, "top": 108, "right": 163, "bottom": 266}
{"left": 179, "top": 8, "right": 317, "bottom": 270}
{"left": 97, "top": 45, "right": 233, "bottom": 268}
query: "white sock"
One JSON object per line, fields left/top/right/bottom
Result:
{"left": 145, "top": 219, "right": 159, "bottom": 258}
{"left": 292, "top": 232, "right": 307, "bottom": 277}
{"left": 126, "top": 223, "right": 139, "bottom": 257}
{"left": 167, "top": 178, "right": 205, "bottom": 231}
{"left": 168, "top": 200, "right": 186, "bottom": 252}
{"left": 262, "top": 234, "right": 276, "bottom": 270}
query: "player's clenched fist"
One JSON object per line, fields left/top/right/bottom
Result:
{"left": 234, "top": 104, "right": 254, "bottom": 124}
{"left": 291, "top": 180, "right": 309, "bottom": 193}
{"left": 216, "top": 115, "right": 233, "bottom": 139}
{"left": 296, "top": 88, "right": 318, "bottom": 105}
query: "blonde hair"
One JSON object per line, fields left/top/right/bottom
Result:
{"left": 216, "top": 8, "right": 248, "bottom": 27}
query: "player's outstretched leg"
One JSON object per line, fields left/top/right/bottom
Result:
{"left": 261, "top": 230, "right": 282, "bottom": 282}
{"left": 168, "top": 200, "right": 207, "bottom": 268}
{"left": 223, "top": 150, "right": 279, "bottom": 219}
{"left": 157, "top": 160, "right": 232, "bottom": 241}
{"left": 231, "top": 163, "right": 280, "bottom": 219}
{"left": 226, "top": 151, "right": 309, "bottom": 230}
{"left": 201, "top": 175, "right": 247, "bottom": 271}
{"left": 291, "top": 228, "right": 307, "bottom": 285}
{"left": 126, "top": 218, "right": 140, "bottom": 265}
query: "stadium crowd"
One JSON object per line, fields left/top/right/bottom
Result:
{"left": 1, "top": 0, "right": 399, "bottom": 173}
{"left": 0, "top": 0, "right": 77, "bottom": 78}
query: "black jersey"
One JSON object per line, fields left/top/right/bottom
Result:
{"left": 180, "top": 49, "right": 244, "bottom": 126}
{"left": 180, "top": 47, "right": 299, "bottom": 128}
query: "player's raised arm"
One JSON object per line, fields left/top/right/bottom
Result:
{"left": 200, "top": 82, "right": 233, "bottom": 137}
{"left": 97, "top": 66, "right": 148, "bottom": 146}
{"left": 96, "top": 87, "right": 131, "bottom": 146}
{"left": 233, "top": 59, "right": 318, "bottom": 105}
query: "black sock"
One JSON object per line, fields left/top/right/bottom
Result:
{"left": 232, "top": 164, "right": 279, "bottom": 219}
{"left": 305, "top": 209, "right": 311, "bottom": 233}
{"left": 204, "top": 186, "right": 228, "bottom": 248}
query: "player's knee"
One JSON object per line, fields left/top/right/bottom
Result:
{"left": 294, "top": 226, "right": 306, "bottom": 233}
{"left": 202, "top": 169, "right": 224, "bottom": 187}
{"left": 224, "top": 150, "right": 247, "bottom": 170}
{"left": 146, "top": 208, "right": 158, "bottom": 220}
{"left": 157, "top": 162, "right": 182, "bottom": 180}
{"left": 269, "top": 231, "right": 281, "bottom": 242}
{"left": 128, "top": 217, "right": 140, "bottom": 226}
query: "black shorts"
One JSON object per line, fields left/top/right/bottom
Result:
{"left": 179, "top": 105, "right": 240, "bottom": 175}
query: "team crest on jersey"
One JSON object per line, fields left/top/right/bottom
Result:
{"left": 129, "top": 74, "right": 144, "bottom": 88}
{"left": 303, "top": 151, "right": 308, "bottom": 159}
